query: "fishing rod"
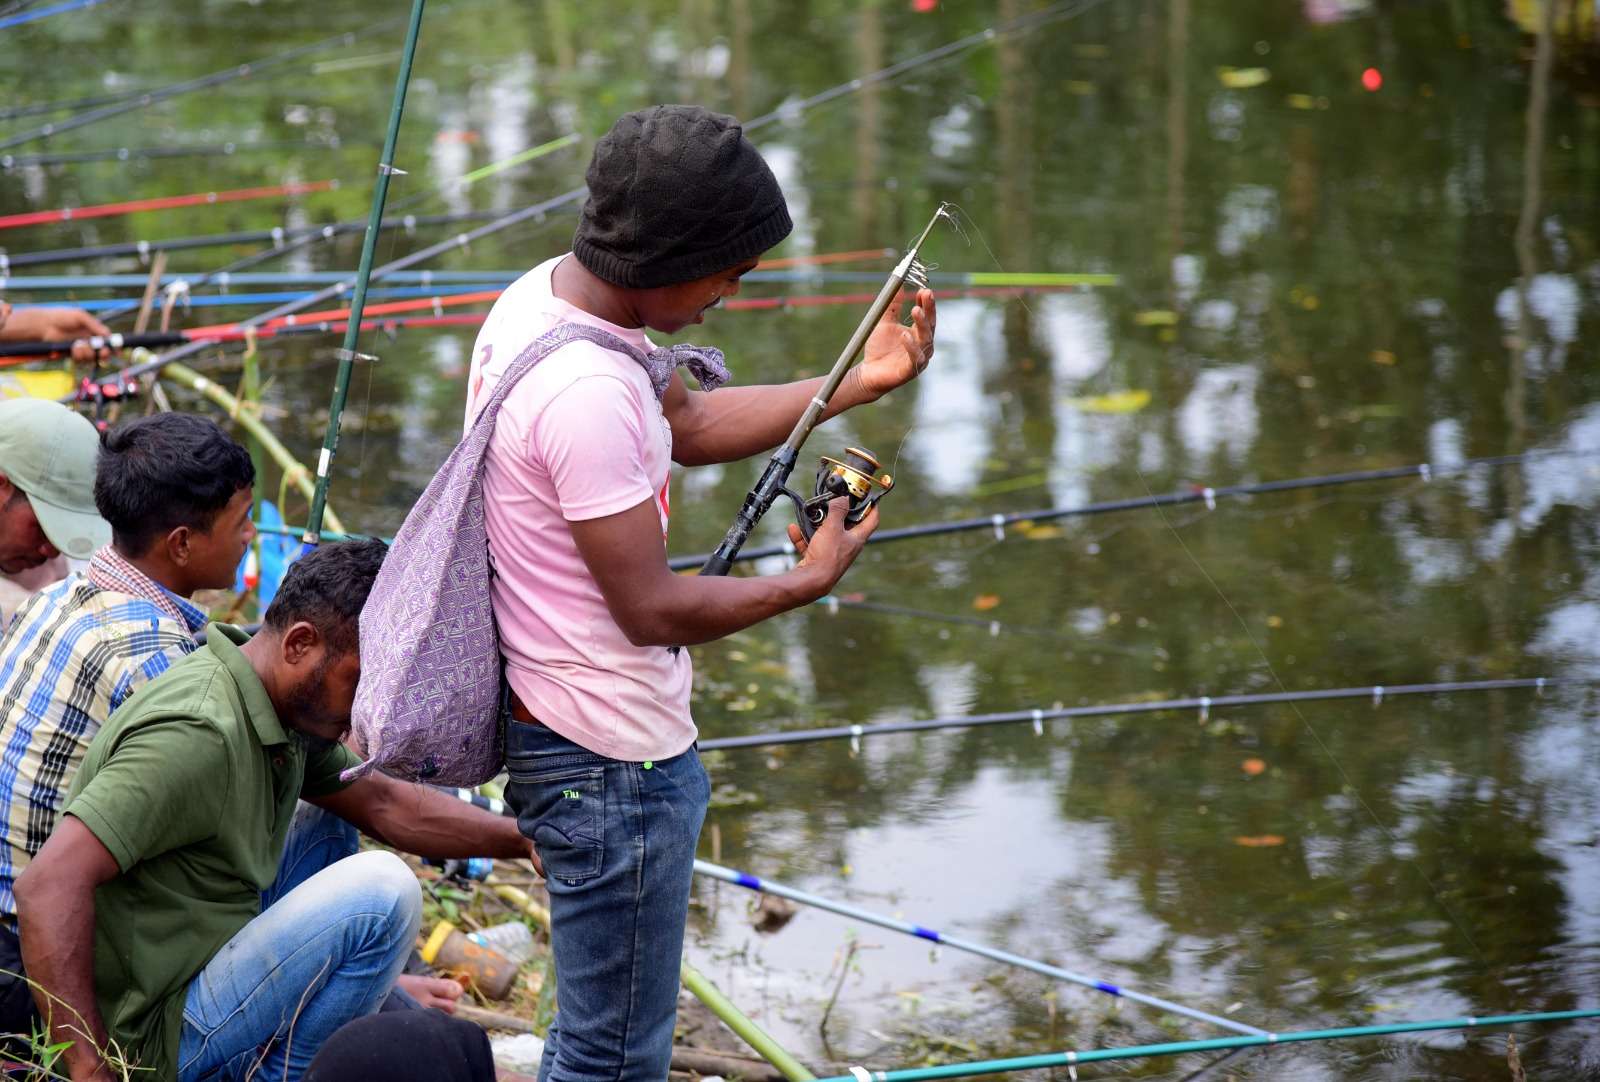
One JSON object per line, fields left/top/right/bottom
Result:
{"left": 0, "top": 18, "right": 402, "bottom": 151}
{"left": 0, "top": 0, "right": 105, "bottom": 31}
{"left": 302, "top": 0, "right": 428, "bottom": 546}
{"left": 33, "top": 282, "right": 1077, "bottom": 317}
{"left": 694, "top": 859, "right": 1262, "bottom": 1036}
{"left": 86, "top": 137, "right": 577, "bottom": 324}
{"left": 699, "top": 206, "right": 950, "bottom": 576}
{"left": 697, "top": 677, "right": 1566, "bottom": 752}
{"left": 0, "top": 139, "right": 344, "bottom": 170}
{"left": 0, "top": 269, "right": 1114, "bottom": 292}
{"left": 0, "top": 179, "right": 338, "bottom": 231}
{"left": 816, "top": 1009, "right": 1600, "bottom": 1082}
{"left": 0, "top": 300, "right": 498, "bottom": 362}
{"left": 666, "top": 450, "right": 1578, "bottom": 570}
{"left": 24, "top": 283, "right": 503, "bottom": 315}
{"left": 102, "top": 0, "right": 1115, "bottom": 392}
{"left": 0, "top": 331, "right": 186, "bottom": 359}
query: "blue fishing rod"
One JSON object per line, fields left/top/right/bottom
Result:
{"left": 694, "top": 859, "right": 1263, "bottom": 1036}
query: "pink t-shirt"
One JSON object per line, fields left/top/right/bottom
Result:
{"left": 465, "top": 255, "right": 695, "bottom": 762}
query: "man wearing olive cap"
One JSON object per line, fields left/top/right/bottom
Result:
{"left": 0, "top": 399, "right": 111, "bottom": 627}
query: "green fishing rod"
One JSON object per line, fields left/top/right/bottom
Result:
{"left": 700, "top": 205, "right": 950, "bottom": 576}
{"left": 302, "top": 0, "right": 427, "bottom": 546}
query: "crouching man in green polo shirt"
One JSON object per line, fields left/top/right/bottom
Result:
{"left": 15, "top": 540, "right": 536, "bottom": 1082}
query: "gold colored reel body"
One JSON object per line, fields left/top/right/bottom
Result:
{"left": 797, "top": 446, "right": 895, "bottom": 538}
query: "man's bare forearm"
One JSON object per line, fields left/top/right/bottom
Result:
{"left": 313, "top": 776, "right": 530, "bottom": 860}
{"left": 17, "top": 874, "right": 113, "bottom": 1077}
{"left": 669, "top": 369, "right": 875, "bottom": 467}
{"left": 618, "top": 558, "right": 829, "bottom": 646}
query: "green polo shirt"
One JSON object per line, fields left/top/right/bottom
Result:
{"left": 62, "top": 623, "right": 359, "bottom": 1080}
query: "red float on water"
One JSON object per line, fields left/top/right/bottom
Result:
{"left": 1362, "top": 67, "right": 1383, "bottom": 91}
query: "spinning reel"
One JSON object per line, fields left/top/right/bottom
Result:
{"left": 786, "top": 446, "right": 896, "bottom": 541}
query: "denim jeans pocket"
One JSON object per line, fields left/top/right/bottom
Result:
{"left": 508, "top": 765, "right": 606, "bottom": 885}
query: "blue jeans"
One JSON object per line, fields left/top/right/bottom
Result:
{"left": 175, "top": 804, "right": 423, "bottom": 1082}
{"left": 503, "top": 718, "right": 710, "bottom": 1082}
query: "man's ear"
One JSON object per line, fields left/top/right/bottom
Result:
{"left": 280, "top": 621, "right": 323, "bottom": 666}
{"left": 164, "top": 525, "right": 192, "bottom": 567}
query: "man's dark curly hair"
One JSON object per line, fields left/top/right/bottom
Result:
{"left": 262, "top": 539, "right": 388, "bottom": 655}
{"left": 94, "top": 413, "right": 255, "bottom": 556}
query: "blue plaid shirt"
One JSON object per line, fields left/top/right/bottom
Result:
{"left": 0, "top": 565, "right": 206, "bottom": 915}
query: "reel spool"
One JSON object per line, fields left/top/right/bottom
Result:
{"left": 791, "top": 446, "right": 895, "bottom": 540}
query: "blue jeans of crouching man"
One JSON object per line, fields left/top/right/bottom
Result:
{"left": 504, "top": 714, "right": 710, "bottom": 1082}
{"left": 176, "top": 804, "right": 422, "bottom": 1082}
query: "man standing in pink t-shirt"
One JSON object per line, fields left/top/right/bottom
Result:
{"left": 470, "top": 105, "right": 936, "bottom": 1082}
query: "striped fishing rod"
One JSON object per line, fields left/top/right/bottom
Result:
{"left": 97, "top": 0, "right": 1121, "bottom": 395}
{"left": 815, "top": 1010, "right": 1600, "bottom": 1082}
{"left": 697, "top": 677, "right": 1568, "bottom": 752}
{"left": 0, "top": 17, "right": 404, "bottom": 150}
{"left": 0, "top": 180, "right": 338, "bottom": 231}
{"left": 86, "top": 136, "right": 576, "bottom": 325}
{"left": 0, "top": 139, "right": 345, "bottom": 170}
{"left": 0, "top": 269, "right": 1112, "bottom": 292}
{"left": 667, "top": 450, "right": 1582, "bottom": 570}
{"left": 22, "top": 282, "right": 1079, "bottom": 317}
{"left": 694, "top": 859, "right": 1263, "bottom": 1036}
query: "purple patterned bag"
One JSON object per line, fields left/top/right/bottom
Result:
{"left": 345, "top": 322, "right": 728, "bottom": 784}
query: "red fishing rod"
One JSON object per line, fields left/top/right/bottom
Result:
{"left": 3, "top": 285, "right": 1077, "bottom": 362}
{"left": 0, "top": 180, "right": 338, "bottom": 230}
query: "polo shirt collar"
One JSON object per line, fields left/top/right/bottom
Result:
{"left": 204, "top": 623, "right": 290, "bottom": 747}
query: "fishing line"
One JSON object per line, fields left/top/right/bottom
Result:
{"left": 1127, "top": 461, "right": 1492, "bottom": 968}
{"left": 0, "top": 17, "right": 407, "bottom": 150}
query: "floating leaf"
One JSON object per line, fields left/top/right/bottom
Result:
{"left": 1218, "top": 66, "right": 1272, "bottom": 89}
{"left": 1066, "top": 80, "right": 1097, "bottom": 96}
{"left": 1020, "top": 523, "right": 1065, "bottom": 540}
{"left": 973, "top": 594, "right": 1002, "bottom": 611}
{"left": 1234, "top": 834, "right": 1286, "bottom": 847}
{"left": 1063, "top": 389, "right": 1151, "bottom": 414}
{"left": 1266, "top": 615, "right": 1284, "bottom": 628}
{"left": 1134, "top": 309, "right": 1178, "bottom": 327}
{"left": 1241, "top": 758, "right": 1267, "bottom": 776}
{"left": 1371, "top": 349, "right": 1398, "bottom": 366}
{"left": 1286, "top": 93, "right": 1317, "bottom": 110}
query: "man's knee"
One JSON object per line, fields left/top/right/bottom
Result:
{"left": 342, "top": 850, "right": 423, "bottom": 946}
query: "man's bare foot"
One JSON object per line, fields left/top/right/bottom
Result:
{"left": 398, "top": 973, "right": 465, "bottom": 1013}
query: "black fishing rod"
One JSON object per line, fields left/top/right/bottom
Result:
{"left": 0, "top": 18, "right": 401, "bottom": 151}
{"left": 0, "top": 331, "right": 186, "bottom": 358}
{"left": 668, "top": 451, "right": 1574, "bottom": 570}
{"left": 698, "top": 677, "right": 1569, "bottom": 751}
{"left": 0, "top": 206, "right": 530, "bottom": 274}
{"left": 700, "top": 206, "right": 948, "bottom": 575}
{"left": 99, "top": 0, "right": 1113, "bottom": 390}
{"left": 1, "top": 140, "right": 343, "bottom": 170}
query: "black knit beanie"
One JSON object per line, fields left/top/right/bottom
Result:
{"left": 573, "top": 105, "right": 793, "bottom": 289}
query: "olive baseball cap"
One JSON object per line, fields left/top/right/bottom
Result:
{"left": 0, "top": 399, "right": 111, "bottom": 560}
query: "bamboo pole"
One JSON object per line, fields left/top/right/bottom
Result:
{"left": 680, "top": 961, "right": 817, "bottom": 1082}
{"left": 148, "top": 353, "right": 346, "bottom": 535}
{"left": 488, "top": 881, "right": 815, "bottom": 1081}
{"left": 303, "top": 0, "right": 427, "bottom": 546}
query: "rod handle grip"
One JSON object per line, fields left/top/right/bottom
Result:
{"left": 700, "top": 552, "right": 734, "bottom": 577}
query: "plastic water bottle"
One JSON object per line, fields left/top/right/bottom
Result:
{"left": 468, "top": 921, "right": 536, "bottom": 965}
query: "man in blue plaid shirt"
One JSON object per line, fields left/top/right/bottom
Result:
{"left": 0, "top": 412, "right": 256, "bottom": 1035}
